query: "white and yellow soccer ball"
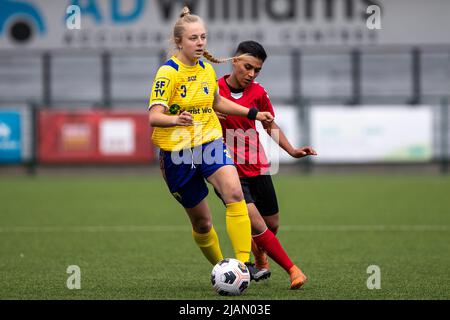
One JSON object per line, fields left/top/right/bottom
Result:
{"left": 211, "top": 258, "right": 250, "bottom": 296}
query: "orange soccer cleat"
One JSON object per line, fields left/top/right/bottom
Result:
{"left": 288, "top": 265, "right": 308, "bottom": 290}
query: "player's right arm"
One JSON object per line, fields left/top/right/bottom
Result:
{"left": 149, "top": 105, "right": 193, "bottom": 127}
{"left": 148, "top": 66, "right": 193, "bottom": 127}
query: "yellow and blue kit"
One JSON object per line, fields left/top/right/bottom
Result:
{"left": 149, "top": 56, "right": 234, "bottom": 208}
{"left": 149, "top": 55, "right": 222, "bottom": 151}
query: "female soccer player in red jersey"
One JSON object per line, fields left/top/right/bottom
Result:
{"left": 148, "top": 9, "right": 273, "bottom": 282}
{"left": 215, "top": 41, "right": 317, "bottom": 289}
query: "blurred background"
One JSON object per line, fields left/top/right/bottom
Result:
{"left": 0, "top": 0, "right": 448, "bottom": 172}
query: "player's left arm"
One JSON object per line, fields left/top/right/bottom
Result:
{"left": 213, "top": 93, "right": 273, "bottom": 123}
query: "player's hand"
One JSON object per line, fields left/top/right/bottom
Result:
{"left": 256, "top": 111, "right": 274, "bottom": 123}
{"left": 215, "top": 111, "right": 227, "bottom": 120}
{"left": 262, "top": 120, "right": 273, "bottom": 135}
{"left": 174, "top": 111, "right": 193, "bottom": 126}
{"left": 290, "top": 146, "right": 317, "bottom": 158}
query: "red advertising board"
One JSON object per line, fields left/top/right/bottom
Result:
{"left": 38, "top": 109, "right": 154, "bottom": 164}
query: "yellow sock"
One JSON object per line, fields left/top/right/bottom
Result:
{"left": 226, "top": 200, "right": 251, "bottom": 263}
{"left": 192, "top": 226, "right": 224, "bottom": 265}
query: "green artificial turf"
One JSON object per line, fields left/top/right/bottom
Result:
{"left": 0, "top": 174, "right": 449, "bottom": 299}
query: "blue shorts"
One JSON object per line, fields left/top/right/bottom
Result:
{"left": 159, "top": 139, "right": 235, "bottom": 208}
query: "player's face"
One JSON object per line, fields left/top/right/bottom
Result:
{"left": 179, "top": 22, "right": 207, "bottom": 64}
{"left": 232, "top": 55, "right": 263, "bottom": 89}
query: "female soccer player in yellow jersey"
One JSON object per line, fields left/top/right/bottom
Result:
{"left": 148, "top": 7, "right": 273, "bottom": 281}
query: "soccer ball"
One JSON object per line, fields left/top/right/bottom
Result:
{"left": 211, "top": 258, "right": 250, "bottom": 296}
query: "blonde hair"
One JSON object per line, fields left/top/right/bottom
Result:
{"left": 171, "top": 7, "right": 232, "bottom": 64}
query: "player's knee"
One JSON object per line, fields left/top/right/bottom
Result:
{"left": 223, "top": 186, "right": 244, "bottom": 203}
{"left": 193, "top": 219, "right": 213, "bottom": 234}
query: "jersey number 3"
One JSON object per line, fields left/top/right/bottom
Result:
{"left": 180, "top": 85, "right": 187, "bottom": 98}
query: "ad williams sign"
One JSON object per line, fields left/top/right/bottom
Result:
{"left": 0, "top": 0, "right": 449, "bottom": 50}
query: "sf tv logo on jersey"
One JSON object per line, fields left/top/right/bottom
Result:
{"left": 154, "top": 77, "right": 170, "bottom": 101}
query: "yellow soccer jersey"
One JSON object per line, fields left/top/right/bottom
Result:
{"left": 148, "top": 56, "right": 222, "bottom": 151}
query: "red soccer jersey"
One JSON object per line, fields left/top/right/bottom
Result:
{"left": 218, "top": 75, "right": 275, "bottom": 178}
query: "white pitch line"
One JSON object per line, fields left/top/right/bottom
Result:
{"left": 0, "top": 225, "right": 448, "bottom": 233}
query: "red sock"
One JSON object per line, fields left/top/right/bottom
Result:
{"left": 252, "top": 228, "right": 294, "bottom": 272}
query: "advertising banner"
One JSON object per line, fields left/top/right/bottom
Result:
{"left": 310, "top": 106, "right": 433, "bottom": 163}
{"left": 38, "top": 109, "right": 154, "bottom": 164}
{"left": 0, "top": 110, "right": 22, "bottom": 163}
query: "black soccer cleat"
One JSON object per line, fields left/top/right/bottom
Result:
{"left": 245, "top": 262, "right": 271, "bottom": 282}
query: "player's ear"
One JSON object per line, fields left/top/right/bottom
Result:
{"left": 174, "top": 37, "right": 182, "bottom": 48}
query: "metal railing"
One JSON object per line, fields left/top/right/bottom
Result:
{"left": 1, "top": 45, "right": 449, "bottom": 107}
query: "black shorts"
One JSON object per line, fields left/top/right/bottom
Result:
{"left": 215, "top": 175, "right": 279, "bottom": 216}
